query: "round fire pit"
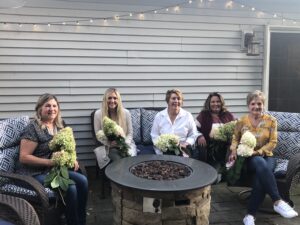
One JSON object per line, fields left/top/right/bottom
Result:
{"left": 106, "top": 155, "right": 217, "bottom": 225}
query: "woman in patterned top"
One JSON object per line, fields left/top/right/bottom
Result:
{"left": 228, "top": 90, "right": 298, "bottom": 225}
{"left": 18, "top": 93, "right": 88, "bottom": 225}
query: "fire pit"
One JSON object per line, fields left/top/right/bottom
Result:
{"left": 105, "top": 155, "right": 217, "bottom": 225}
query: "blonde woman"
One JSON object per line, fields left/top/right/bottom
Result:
{"left": 94, "top": 88, "right": 136, "bottom": 162}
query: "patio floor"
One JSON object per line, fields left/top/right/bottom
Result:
{"left": 85, "top": 167, "right": 300, "bottom": 225}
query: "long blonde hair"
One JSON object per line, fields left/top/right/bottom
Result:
{"left": 35, "top": 93, "right": 64, "bottom": 129}
{"left": 101, "top": 88, "right": 127, "bottom": 134}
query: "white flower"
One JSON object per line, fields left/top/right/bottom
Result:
{"left": 209, "top": 123, "right": 222, "bottom": 139}
{"left": 96, "top": 130, "right": 108, "bottom": 144}
{"left": 155, "top": 134, "right": 180, "bottom": 154}
{"left": 236, "top": 131, "right": 256, "bottom": 157}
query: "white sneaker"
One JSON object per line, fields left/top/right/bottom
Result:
{"left": 273, "top": 200, "right": 299, "bottom": 218}
{"left": 243, "top": 215, "right": 255, "bottom": 225}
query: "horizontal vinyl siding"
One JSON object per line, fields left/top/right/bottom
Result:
{"left": 0, "top": 0, "right": 285, "bottom": 166}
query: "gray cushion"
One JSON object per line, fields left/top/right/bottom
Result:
{"left": 266, "top": 111, "right": 300, "bottom": 132}
{"left": 141, "top": 109, "right": 159, "bottom": 145}
{"left": 273, "top": 131, "right": 300, "bottom": 160}
{"left": 129, "top": 108, "right": 142, "bottom": 144}
{"left": 274, "top": 158, "right": 289, "bottom": 178}
{"left": 0, "top": 116, "right": 30, "bottom": 149}
{"left": 0, "top": 146, "right": 19, "bottom": 186}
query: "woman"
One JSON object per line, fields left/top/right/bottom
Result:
{"left": 18, "top": 93, "right": 88, "bottom": 225}
{"left": 94, "top": 88, "right": 137, "bottom": 161}
{"left": 151, "top": 89, "right": 200, "bottom": 156}
{"left": 195, "top": 92, "right": 234, "bottom": 167}
{"left": 228, "top": 90, "right": 298, "bottom": 225}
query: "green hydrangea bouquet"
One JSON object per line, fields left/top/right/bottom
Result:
{"left": 155, "top": 134, "right": 181, "bottom": 156}
{"left": 44, "top": 127, "right": 76, "bottom": 204}
{"left": 96, "top": 116, "right": 130, "bottom": 158}
{"left": 226, "top": 131, "right": 256, "bottom": 185}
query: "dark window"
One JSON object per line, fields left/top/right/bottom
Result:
{"left": 269, "top": 32, "right": 300, "bottom": 113}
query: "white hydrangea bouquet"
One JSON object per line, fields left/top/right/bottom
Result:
{"left": 96, "top": 116, "right": 130, "bottom": 158}
{"left": 226, "top": 131, "right": 257, "bottom": 185}
{"left": 44, "top": 127, "right": 76, "bottom": 203}
{"left": 155, "top": 134, "right": 181, "bottom": 156}
{"left": 209, "top": 121, "right": 237, "bottom": 164}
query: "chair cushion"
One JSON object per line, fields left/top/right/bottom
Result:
{"left": 0, "top": 184, "right": 56, "bottom": 203}
{"left": 273, "top": 131, "right": 300, "bottom": 160}
{"left": 0, "top": 116, "right": 30, "bottom": 149}
{"left": 0, "top": 146, "right": 19, "bottom": 186}
{"left": 129, "top": 109, "right": 142, "bottom": 144}
{"left": 274, "top": 158, "right": 289, "bottom": 178}
{"left": 266, "top": 111, "right": 300, "bottom": 132}
{"left": 141, "top": 109, "right": 159, "bottom": 145}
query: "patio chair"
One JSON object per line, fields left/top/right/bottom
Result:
{"left": 0, "top": 193, "right": 40, "bottom": 225}
{"left": 0, "top": 116, "right": 87, "bottom": 225}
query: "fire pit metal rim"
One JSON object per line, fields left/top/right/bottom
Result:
{"left": 105, "top": 155, "right": 218, "bottom": 192}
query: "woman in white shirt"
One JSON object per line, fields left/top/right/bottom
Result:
{"left": 151, "top": 89, "right": 200, "bottom": 156}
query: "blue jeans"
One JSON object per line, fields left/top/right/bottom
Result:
{"left": 247, "top": 156, "right": 281, "bottom": 216}
{"left": 34, "top": 171, "right": 88, "bottom": 225}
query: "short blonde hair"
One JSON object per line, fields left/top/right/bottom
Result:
{"left": 165, "top": 89, "right": 183, "bottom": 103}
{"left": 247, "top": 90, "right": 265, "bottom": 105}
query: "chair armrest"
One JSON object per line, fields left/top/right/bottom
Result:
{"left": 286, "top": 153, "right": 300, "bottom": 186}
{"left": 0, "top": 171, "right": 49, "bottom": 209}
{"left": 0, "top": 193, "right": 40, "bottom": 225}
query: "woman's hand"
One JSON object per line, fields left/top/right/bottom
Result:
{"left": 228, "top": 146, "right": 237, "bottom": 162}
{"left": 180, "top": 142, "right": 190, "bottom": 149}
{"left": 197, "top": 135, "right": 207, "bottom": 147}
{"left": 109, "top": 140, "right": 118, "bottom": 147}
{"left": 74, "top": 160, "right": 80, "bottom": 171}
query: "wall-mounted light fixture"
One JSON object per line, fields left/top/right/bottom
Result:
{"left": 241, "top": 30, "right": 260, "bottom": 56}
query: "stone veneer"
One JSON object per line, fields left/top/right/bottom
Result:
{"left": 110, "top": 182, "right": 211, "bottom": 225}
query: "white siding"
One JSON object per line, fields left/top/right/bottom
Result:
{"left": 0, "top": 0, "right": 289, "bottom": 165}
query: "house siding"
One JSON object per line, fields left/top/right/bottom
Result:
{"left": 0, "top": 0, "right": 285, "bottom": 165}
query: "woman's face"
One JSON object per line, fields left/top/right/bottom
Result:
{"left": 40, "top": 98, "right": 58, "bottom": 122}
{"left": 107, "top": 92, "right": 118, "bottom": 110}
{"left": 168, "top": 93, "right": 182, "bottom": 111}
{"left": 210, "top": 96, "right": 222, "bottom": 113}
{"left": 248, "top": 97, "right": 264, "bottom": 117}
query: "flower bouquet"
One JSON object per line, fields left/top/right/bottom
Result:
{"left": 208, "top": 121, "right": 236, "bottom": 163}
{"left": 155, "top": 134, "right": 181, "bottom": 156}
{"left": 44, "top": 127, "right": 76, "bottom": 204}
{"left": 226, "top": 131, "right": 256, "bottom": 186}
{"left": 96, "top": 116, "right": 130, "bottom": 158}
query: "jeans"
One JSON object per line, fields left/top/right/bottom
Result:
{"left": 247, "top": 156, "right": 281, "bottom": 215}
{"left": 34, "top": 171, "right": 88, "bottom": 225}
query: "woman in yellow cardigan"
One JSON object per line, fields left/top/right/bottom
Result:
{"left": 228, "top": 90, "right": 298, "bottom": 225}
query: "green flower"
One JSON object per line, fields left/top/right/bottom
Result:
{"left": 45, "top": 127, "right": 77, "bottom": 203}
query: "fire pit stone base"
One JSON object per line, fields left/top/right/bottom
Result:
{"left": 111, "top": 182, "right": 211, "bottom": 225}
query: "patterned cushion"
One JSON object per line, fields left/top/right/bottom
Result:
{"left": 141, "top": 109, "right": 159, "bottom": 145}
{"left": 129, "top": 109, "right": 142, "bottom": 144}
{"left": 273, "top": 131, "right": 300, "bottom": 160}
{"left": 266, "top": 111, "right": 300, "bottom": 132}
{"left": 0, "top": 184, "right": 56, "bottom": 203}
{"left": 274, "top": 158, "right": 289, "bottom": 178}
{"left": 0, "top": 116, "right": 30, "bottom": 149}
{"left": 0, "top": 146, "right": 19, "bottom": 186}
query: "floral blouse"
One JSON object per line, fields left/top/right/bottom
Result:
{"left": 230, "top": 114, "right": 277, "bottom": 157}
{"left": 16, "top": 119, "right": 57, "bottom": 176}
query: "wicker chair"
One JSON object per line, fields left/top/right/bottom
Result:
{"left": 0, "top": 193, "right": 40, "bottom": 225}
{"left": 0, "top": 116, "right": 87, "bottom": 225}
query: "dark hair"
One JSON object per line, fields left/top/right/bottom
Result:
{"left": 35, "top": 93, "right": 63, "bottom": 128}
{"left": 202, "top": 92, "right": 228, "bottom": 114}
{"left": 165, "top": 89, "right": 183, "bottom": 103}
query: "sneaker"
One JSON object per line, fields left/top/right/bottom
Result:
{"left": 273, "top": 200, "right": 299, "bottom": 218}
{"left": 243, "top": 215, "right": 255, "bottom": 225}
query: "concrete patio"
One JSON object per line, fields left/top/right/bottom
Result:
{"left": 85, "top": 167, "right": 300, "bottom": 225}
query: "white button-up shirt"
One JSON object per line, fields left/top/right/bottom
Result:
{"left": 151, "top": 108, "right": 200, "bottom": 155}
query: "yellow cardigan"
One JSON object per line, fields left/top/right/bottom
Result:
{"left": 231, "top": 114, "right": 277, "bottom": 156}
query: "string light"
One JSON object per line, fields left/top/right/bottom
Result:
{"left": 1, "top": 0, "right": 299, "bottom": 28}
